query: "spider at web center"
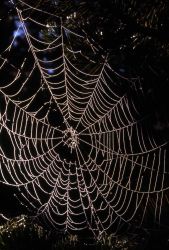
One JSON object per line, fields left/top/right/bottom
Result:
{"left": 63, "top": 127, "right": 79, "bottom": 151}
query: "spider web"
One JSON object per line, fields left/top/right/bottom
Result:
{"left": 0, "top": 0, "right": 169, "bottom": 237}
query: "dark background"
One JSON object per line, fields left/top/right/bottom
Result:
{"left": 1, "top": 0, "right": 169, "bottom": 247}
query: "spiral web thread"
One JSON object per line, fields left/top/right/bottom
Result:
{"left": 0, "top": 0, "right": 169, "bottom": 237}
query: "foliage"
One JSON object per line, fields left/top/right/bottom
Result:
{"left": 0, "top": 216, "right": 147, "bottom": 250}
{"left": 0, "top": 215, "right": 49, "bottom": 250}
{"left": 98, "top": 231, "right": 144, "bottom": 250}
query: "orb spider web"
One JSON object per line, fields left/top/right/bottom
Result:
{"left": 0, "top": 0, "right": 169, "bottom": 237}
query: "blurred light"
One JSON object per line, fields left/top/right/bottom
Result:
{"left": 47, "top": 69, "right": 55, "bottom": 74}
{"left": 119, "top": 68, "right": 125, "bottom": 73}
{"left": 13, "top": 19, "right": 25, "bottom": 39}
{"left": 13, "top": 28, "right": 25, "bottom": 39}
